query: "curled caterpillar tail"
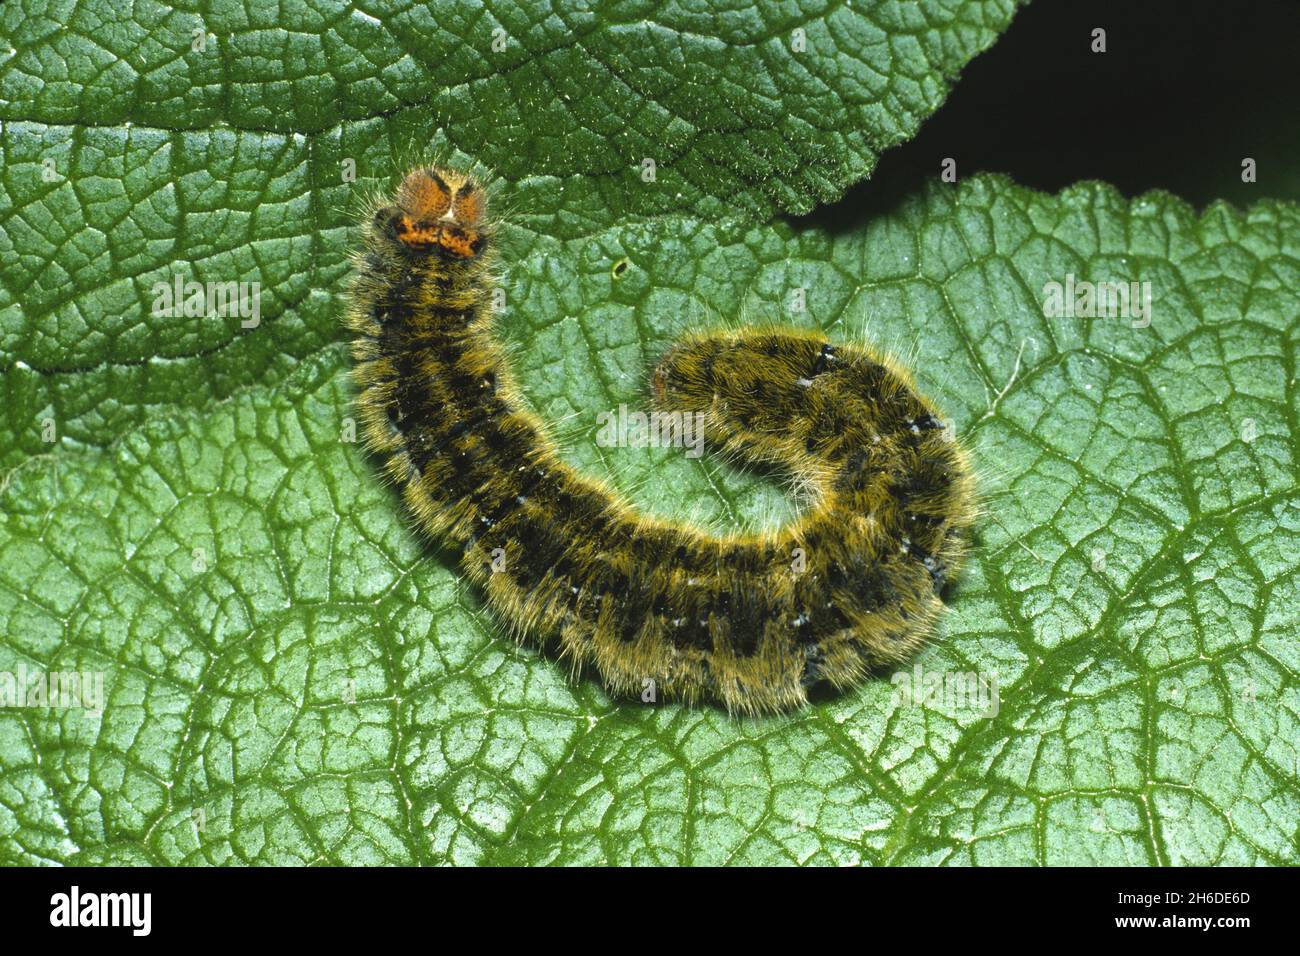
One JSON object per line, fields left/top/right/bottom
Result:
{"left": 346, "top": 165, "right": 977, "bottom": 715}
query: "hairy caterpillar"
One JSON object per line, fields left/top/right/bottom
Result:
{"left": 345, "top": 166, "right": 977, "bottom": 715}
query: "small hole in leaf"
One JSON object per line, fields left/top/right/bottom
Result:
{"left": 611, "top": 257, "right": 631, "bottom": 279}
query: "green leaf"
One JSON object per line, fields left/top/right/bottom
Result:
{"left": 0, "top": 0, "right": 1021, "bottom": 221}
{"left": 3, "top": 0, "right": 1298, "bottom": 866}
{"left": 4, "top": 169, "right": 1299, "bottom": 864}
{"left": 0, "top": 0, "right": 1023, "bottom": 471}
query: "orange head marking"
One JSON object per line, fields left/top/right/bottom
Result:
{"left": 452, "top": 182, "right": 485, "bottom": 227}
{"left": 396, "top": 168, "right": 452, "bottom": 220}
{"left": 388, "top": 167, "right": 489, "bottom": 259}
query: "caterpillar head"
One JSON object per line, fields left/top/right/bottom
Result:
{"left": 376, "top": 166, "right": 490, "bottom": 259}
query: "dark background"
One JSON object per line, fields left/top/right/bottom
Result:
{"left": 818, "top": 0, "right": 1300, "bottom": 221}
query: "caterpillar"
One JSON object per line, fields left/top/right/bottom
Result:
{"left": 345, "top": 165, "right": 977, "bottom": 715}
